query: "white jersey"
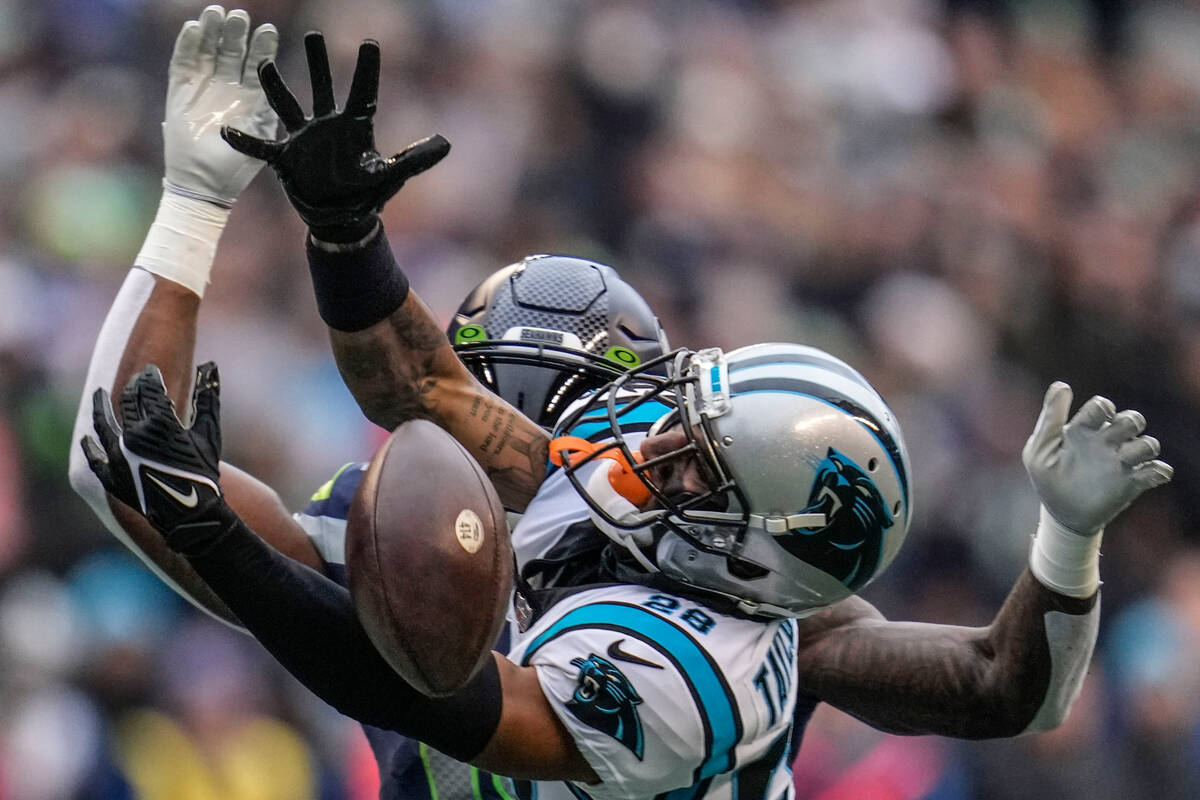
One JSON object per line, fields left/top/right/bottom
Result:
{"left": 507, "top": 395, "right": 801, "bottom": 800}
{"left": 508, "top": 584, "right": 799, "bottom": 800}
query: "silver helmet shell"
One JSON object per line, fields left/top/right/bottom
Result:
{"left": 448, "top": 255, "right": 668, "bottom": 428}
{"left": 552, "top": 343, "right": 912, "bottom": 618}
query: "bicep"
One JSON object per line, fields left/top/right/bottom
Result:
{"left": 473, "top": 656, "right": 598, "bottom": 782}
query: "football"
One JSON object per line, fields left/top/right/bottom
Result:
{"left": 346, "top": 419, "right": 512, "bottom": 697}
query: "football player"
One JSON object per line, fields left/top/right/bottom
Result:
{"left": 66, "top": 8, "right": 667, "bottom": 799}
{"left": 78, "top": 24, "right": 1174, "bottom": 800}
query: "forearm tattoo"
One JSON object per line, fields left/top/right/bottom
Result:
{"left": 330, "top": 306, "right": 449, "bottom": 431}
{"left": 796, "top": 571, "right": 1096, "bottom": 738}
{"left": 330, "top": 299, "right": 550, "bottom": 509}
{"left": 464, "top": 393, "right": 549, "bottom": 506}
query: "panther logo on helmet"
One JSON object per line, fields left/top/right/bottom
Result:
{"left": 566, "top": 654, "right": 646, "bottom": 758}
{"left": 788, "top": 448, "right": 894, "bottom": 591}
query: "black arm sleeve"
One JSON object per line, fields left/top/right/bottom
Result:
{"left": 184, "top": 509, "right": 501, "bottom": 761}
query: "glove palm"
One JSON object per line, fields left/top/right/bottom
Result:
{"left": 221, "top": 32, "right": 449, "bottom": 241}
{"left": 164, "top": 6, "right": 279, "bottom": 206}
{"left": 81, "top": 363, "right": 231, "bottom": 553}
{"left": 1022, "top": 382, "right": 1172, "bottom": 535}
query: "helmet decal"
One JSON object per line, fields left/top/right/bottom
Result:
{"left": 447, "top": 256, "right": 667, "bottom": 428}
{"left": 566, "top": 654, "right": 646, "bottom": 759}
{"left": 454, "top": 324, "right": 486, "bottom": 344}
{"left": 604, "top": 345, "right": 641, "bottom": 368}
{"left": 787, "top": 447, "right": 894, "bottom": 591}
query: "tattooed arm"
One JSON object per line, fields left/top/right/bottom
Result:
{"left": 794, "top": 569, "right": 1096, "bottom": 738}
{"left": 329, "top": 288, "right": 550, "bottom": 512}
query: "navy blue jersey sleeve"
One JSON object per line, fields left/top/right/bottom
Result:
{"left": 294, "top": 462, "right": 369, "bottom": 585}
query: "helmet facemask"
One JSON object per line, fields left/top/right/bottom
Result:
{"left": 554, "top": 344, "right": 912, "bottom": 619}
{"left": 551, "top": 349, "right": 755, "bottom": 564}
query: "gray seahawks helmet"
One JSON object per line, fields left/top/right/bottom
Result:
{"left": 552, "top": 343, "right": 912, "bottom": 618}
{"left": 448, "top": 255, "right": 669, "bottom": 428}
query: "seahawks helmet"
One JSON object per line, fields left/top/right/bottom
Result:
{"left": 448, "top": 255, "right": 669, "bottom": 428}
{"left": 551, "top": 343, "right": 912, "bottom": 618}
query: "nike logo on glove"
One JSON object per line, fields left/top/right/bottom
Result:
{"left": 146, "top": 472, "right": 200, "bottom": 508}
{"left": 606, "top": 639, "right": 663, "bottom": 670}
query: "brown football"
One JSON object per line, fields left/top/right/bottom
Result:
{"left": 345, "top": 419, "right": 512, "bottom": 697}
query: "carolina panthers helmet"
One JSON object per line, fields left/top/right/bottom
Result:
{"left": 551, "top": 343, "right": 913, "bottom": 618}
{"left": 448, "top": 255, "right": 669, "bottom": 428}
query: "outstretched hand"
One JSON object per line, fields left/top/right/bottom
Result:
{"left": 221, "top": 31, "right": 450, "bottom": 241}
{"left": 165, "top": 5, "right": 279, "bottom": 206}
{"left": 1022, "top": 381, "right": 1172, "bottom": 535}
{"left": 81, "top": 363, "right": 233, "bottom": 554}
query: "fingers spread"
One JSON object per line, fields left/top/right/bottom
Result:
{"left": 258, "top": 60, "right": 307, "bottom": 131}
{"left": 344, "top": 39, "right": 381, "bottom": 117}
{"left": 221, "top": 125, "right": 284, "bottom": 162}
{"left": 1118, "top": 435, "right": 1160, "bottom": 466}
{"left": 80, "top": 436, "right": 110, "bottom": 480}
{"left": 305, "top": 31, "right": 337, "bottom": 117}
{"left": 190, "top": 362, "right": 222, "bottom": 435}
{"left": 243, "top": 24, "right": 278, "bottom": 88}
{"left": 213, "top": 8, "right": 250, "bottom": 82}
{"left": 195, "top": 5, "right": 226, "bottom": 76}
{"left": 91, "top": 387, "right": 121, "bottom": 451}
{"left": 387, "top": 134, "right": 451, "bottom": 181}
{"left": 1026, "top": 381, "right": 1072, "bottom": 457}
{"left": 128, "top": 365, "right": 175, "bottom": 423}
{"left": 169, "top": 20, "right": 204, "bottom": 77}
{"left": 1105, "top": 409, "right": 1146, "bottom": 443}
{"left": 1071, "top": 395, "right": 1116, "bottom": 431}
{"left": 1132, "top": 459, "right": 1174, "bottom": 489}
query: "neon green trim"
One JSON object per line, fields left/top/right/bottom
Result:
{"left": 455, "top": 324, "right": 486, "bottom": 344}
{"left": 604, "top": 345, "right": 640, "bottom": 368}
{"left": 419, "top": 743, "right": 440, "bottom": 800}
{"left": 309, "top": 462, "right": 354, "bottom": 502}
{"left": 470, "top": 767, "right": 483, "bottom": 800}
{"left": 492, "top": 773, "right": 517, "bottom": 800}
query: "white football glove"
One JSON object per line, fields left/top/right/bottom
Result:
{"left": 163, "top": 5, "right": 278, "bottom": 206}
{"left": 1022, "top": 381, "right": 1172, "bottom": 536}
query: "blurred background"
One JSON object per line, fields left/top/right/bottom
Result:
{"left": 0, "top": 0, "right": 1198, "bottom": 797}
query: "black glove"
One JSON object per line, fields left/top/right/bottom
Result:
{"left": 80, "top": 362, "right": 236, "bottom": 555}
{"left": 221, "top": 32, "right": 450, "bottom": 243}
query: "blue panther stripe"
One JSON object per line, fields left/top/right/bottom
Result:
{"left": 559, "top": 400, "right": 672, "bottom": 443}
{"left": 521, "top": 602, "right": 741, "bottom": 787}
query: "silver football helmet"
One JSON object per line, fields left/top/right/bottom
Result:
{"left": 551, "top": 342, "right": 913, "bottom": 618}
{"left": 448, "top": 255, "right": 669, "bottom": 428}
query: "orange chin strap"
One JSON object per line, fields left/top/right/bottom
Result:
{"left": 549, "top": 436, "right": 651, "bottom": 507}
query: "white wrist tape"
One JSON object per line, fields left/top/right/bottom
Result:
{"left": 134, "top": 186, "right": 230, "bottom": 297}
{"left": 1029, "top": 505, "right": 1102, "bottom": 598}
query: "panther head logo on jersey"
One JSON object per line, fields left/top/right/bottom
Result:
{"left": 566, "top": 654, "right": 645, "bottom": 759}
{"left": 785, "top": 447, "right": 893, "bottom": 591}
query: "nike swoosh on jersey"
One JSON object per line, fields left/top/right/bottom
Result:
{"left": 606, "top": 638, "right": 663, "bottom": 670}
{"left": 145, "top": 472, "right": 200, "bottom": 508}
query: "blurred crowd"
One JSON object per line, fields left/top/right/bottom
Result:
{"left": 0, "top": 0, "right": 1198, "bottom": 798}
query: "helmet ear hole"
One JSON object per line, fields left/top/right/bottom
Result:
{"left": 727, "top": 558, "right": 768, "bottom": 580}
